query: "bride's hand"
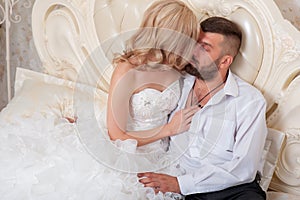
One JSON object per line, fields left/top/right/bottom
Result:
{"left": 167, "top": 106, "right": 199, "bottom": 136}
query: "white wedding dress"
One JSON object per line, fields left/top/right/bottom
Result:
{"left": 0, "top": 79, "right": 183, "bottom": 200}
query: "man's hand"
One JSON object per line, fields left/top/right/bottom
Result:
{"left": 137, "top": 172, "right": 181, "bottom": 194}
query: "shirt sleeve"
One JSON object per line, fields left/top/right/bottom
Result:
{"left": 177, "top": 98, "right": 268, "bottom": 195}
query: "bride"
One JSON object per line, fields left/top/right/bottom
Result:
{"left": 84, "top": 0, "right": 199, "bottom": 198}
{"left": 0, "top": 0, "right": 199, "bottom": 199}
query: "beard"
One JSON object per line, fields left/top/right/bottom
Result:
{"left": 184, "top": 56, "right": 221, "bottom": 81}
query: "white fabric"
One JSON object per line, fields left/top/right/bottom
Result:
{"left": 171, "top": 70, "right": 268, "bottom": 195}
{"left": 260, "top": 128, "right": 285, "bottom": 191}
{"left": 0, "top": 78, "right": 183, "bottom": 200}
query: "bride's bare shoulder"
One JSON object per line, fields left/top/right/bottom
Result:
{"left": 113, "top": 61, "right": 134, "bottom": 75}
{"left": 109, "top": 62, "right": 137, "bottom": 85}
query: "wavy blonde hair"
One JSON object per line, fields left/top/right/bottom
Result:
{"left": 113, "top": 0, "right": 199, "bottom": 70}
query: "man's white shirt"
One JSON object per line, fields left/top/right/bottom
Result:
{"left": 170, "top": 70, "right": 268, "bottom": 195}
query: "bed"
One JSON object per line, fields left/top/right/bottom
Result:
{"left": 0, "top": 0, "right": 300, "bottom": 199}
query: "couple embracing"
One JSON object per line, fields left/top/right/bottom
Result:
{"left": 86, "top": 0, "right": 268, "bottom": 199}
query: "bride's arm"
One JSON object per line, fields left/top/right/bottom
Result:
{"left": 124, "top": 107, "right": 198, "bottom": 146}
{"left": 106, "top": 63, "right": 198, "bottom": 146}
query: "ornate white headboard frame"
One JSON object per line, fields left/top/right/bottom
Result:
{"left": 31, "top": 0, "right": 300, "bottom": 195}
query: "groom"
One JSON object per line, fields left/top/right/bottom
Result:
{"left": 138, "top": 17, "right": 267, "bottom": 200}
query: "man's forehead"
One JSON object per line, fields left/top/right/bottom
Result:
{"left": 198, "top": 31, "right": 224, "bottom": 43}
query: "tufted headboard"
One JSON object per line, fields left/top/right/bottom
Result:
{"left": 31, "top": 0, "right": 300, "bottom": 195}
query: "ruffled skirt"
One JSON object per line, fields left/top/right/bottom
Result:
{"left": 0, "top": 111, "right": 183, "bottom": 200}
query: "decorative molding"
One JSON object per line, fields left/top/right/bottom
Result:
{"left": 273, "top": 25, "right": 300, "bottom": 69}
{"left": 187, "top": 0, "right": 239, "bottom": 17}
{"left": 275, "top": 129, "right": 300, "bottom": 187}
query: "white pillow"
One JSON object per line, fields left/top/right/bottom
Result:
{"left": 260, "top": 128, "right": 285, "bottom": 191}
{"left": 0, "top": 68, "right": 108, "bottom": 122}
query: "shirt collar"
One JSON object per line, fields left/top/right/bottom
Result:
{"left": 223, "top": 69, "right": 239, "bottom": 97}
{"left": 182, "top": 69, "right": 239, "bottom": 107}
{"left": 207, "top": 69, "right": 239, "bottom": 106}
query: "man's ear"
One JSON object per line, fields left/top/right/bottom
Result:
{"left": 219, "top": 55, "right": 233, "bottom": 69}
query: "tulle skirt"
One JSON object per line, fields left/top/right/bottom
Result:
{"left": 0, "top": 110, "right": 183, "bottom": 200}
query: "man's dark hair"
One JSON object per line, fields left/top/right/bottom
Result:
{"left": 200, "top": 17, "right": 242, "bottom": 57}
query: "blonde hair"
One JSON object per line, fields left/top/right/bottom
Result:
{"left": 113, "top": 0, "right": 199, "bottom": 70}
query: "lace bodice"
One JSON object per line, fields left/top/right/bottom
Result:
{"left": 126, "top": 80, "right": 181, "bottom": 132}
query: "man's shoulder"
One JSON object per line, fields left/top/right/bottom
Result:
{"left": 233, "top": 73, "right": 266, "bottom": 102}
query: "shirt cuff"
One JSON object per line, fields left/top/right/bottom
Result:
{"left": 177, "top": 174, "right": 194, "bottom": 195}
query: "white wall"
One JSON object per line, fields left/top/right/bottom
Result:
{"left": 0, "top": 26, "right": 6, "bottom": 111}
{"left": 0, "top": 0, "right": 41, "bottom": 111}
{"left": 274, "top": 0, "right": 300, "bottom": 30}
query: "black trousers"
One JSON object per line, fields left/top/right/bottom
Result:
{"left": 185, "top": 176, "right": 266, "bottom": 200}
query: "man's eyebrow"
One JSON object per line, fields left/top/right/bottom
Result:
{"left": 199, "top": 41, "right": 213, "bottom": 48}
